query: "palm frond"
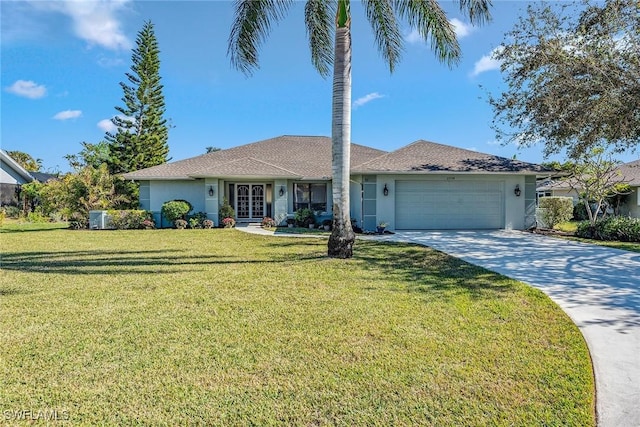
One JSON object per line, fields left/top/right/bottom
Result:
{"left": 394, "top": 0, "right": 460, "bottom": 67}
{"left": 458, "top": 0, "right": 492, "bottom": 26}
{"left": 363, "top": 0, "right": 403, "bottom": 73}
{"left": 228, "top": 0, "right": 294, "bottom": 76}
{"left": 304, "top": 0, "right": 336, "bottom": 78}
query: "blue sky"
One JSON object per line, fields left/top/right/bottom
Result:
{"left": 2, "top": 1, "right": 636, "bottom": 172}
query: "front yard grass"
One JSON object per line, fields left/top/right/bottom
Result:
{"left": 0, "top": 226, "right": 594, "bottom": 425}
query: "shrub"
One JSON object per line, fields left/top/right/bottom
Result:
{"left": 26, "top": 211, "right": 50, "bottom": 223}
{"left": 107, "top": 210, "right": 151, "bottom": 229}
{"left": 538, "top": 197, "right": 574, "bottom": 229}
{"left": 219, "top": 198, "right": 235, "bottom": 220}
{"left": 161, "top": 200, "right": 192, "bottom": 223}
{"left": 188, "top": 212, "right": 208, "bottom": 229}
{"left": 141, "top": 219, "right": 155, "bottom": 230}
{"left": 3, "top": 205, "right": 21, "bottom": 219}
{"left": 222, "top": 217, "right": 236, "bottom": 228}
{"left": 261, "top": 217, "right": 276, "bottom": 228}
{"left": 294, "top": 208, "right": 315, "bottom": 227}
{"left": 202, "top": 219, "right": 214, "bottom": 229}
{"left": 175, "top": 219, "right": 188, "bottom": 229}
{"left": 573, "top": 203, "right": 589, "bottom": 221}
{"left": 575, "top": 216, "right": 640, "bottom": 242}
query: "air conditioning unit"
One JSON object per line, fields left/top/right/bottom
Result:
{"left": 89, "top": 210, "right": 109, "bottom": 230}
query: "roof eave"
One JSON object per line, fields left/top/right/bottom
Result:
{"left": 352, "top": 169, "right": 545, "bottom": 175}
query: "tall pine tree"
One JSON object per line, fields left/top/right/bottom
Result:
{"left": 106, "top": 21, "right": 169, "bottom": 174}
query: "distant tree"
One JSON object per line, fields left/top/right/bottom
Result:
{"left": 228, "top": 0, "right": 491, "bottom": 258}
{"left": 569, "top": 148, "right": 628, "bottom": 228}
{"left": 489, "top": 0, "right": 640, "bottom": 159}
{"left": 540, "top": 161, "right": 576, "bottom": 173}
{"left": 106, "top": 20, "right": 169, "bottom": 175}
{"left": 206, "top": 146, "right": 221, "bottom": 153}
{"left": 39, "top": 164, "right": 128, "bottom": 227}
{"left": 64, "top": 141, "right": 112, "bottom": 171}
{"left": 7, "top": 150, "right": 42, "bottom": 172}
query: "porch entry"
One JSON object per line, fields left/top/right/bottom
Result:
{"left": 229, "top": 183, "right": 272, "bottom": 221}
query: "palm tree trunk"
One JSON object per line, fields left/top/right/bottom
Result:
{"left": 328, "top": 24, "right": 355, "bottom": 258}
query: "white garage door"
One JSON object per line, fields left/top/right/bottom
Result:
{"left": 395, "top": 180, "right": 504, "bottom": 229}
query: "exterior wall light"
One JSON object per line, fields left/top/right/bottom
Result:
{"left": 514, "top": 184, "right": 521, "bottom": 197}
{"left": 279, "top": 186, "right": 285, "bottom": 197}
{"left": 383, "top": 184, "right": 389, "bottom": 196}
{"left": 208, "top": 186, "right": 215, "bottom": 197}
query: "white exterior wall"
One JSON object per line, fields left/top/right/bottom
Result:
{"left": 550, "top": 188, "right": 580, "bottom": 204}
{"left": 273, "top": 179, "right": 288, "bottom": 225}
{"left": 374, "top": 174, "right": 528, "bottom": 231}
{"left": 204, "top": 179, "right": 220, "bottom": 225}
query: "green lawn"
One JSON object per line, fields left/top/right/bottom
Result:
{"left": 0, "top": 225, "right": 594, "bottom": 425}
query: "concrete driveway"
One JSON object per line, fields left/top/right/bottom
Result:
{"left": 375, "top": 230, "right": 639, "bottom": 427}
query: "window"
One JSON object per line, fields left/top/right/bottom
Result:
{"left": 294, "top": 183, "right": 327, "bottom": 212}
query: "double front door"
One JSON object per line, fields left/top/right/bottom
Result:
{"left": 235, "top": 184, "right": 265, "bottom": 220}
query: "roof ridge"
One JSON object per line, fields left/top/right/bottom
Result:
{"left": 244, "top": 156, "right": 302, "bottom": 176}
{"left": 190, "top": 156, "right": 302, "bottom": 178}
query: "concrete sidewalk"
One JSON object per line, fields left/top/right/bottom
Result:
{"left": 238, "top": 225, "right": 640, "bottom": 426}
{"left": 378, "top": 230, "right": 640, "bottom": 427}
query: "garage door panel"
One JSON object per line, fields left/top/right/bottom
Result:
{"left": 395, "top": 181, "right": 504, "bottom": 229}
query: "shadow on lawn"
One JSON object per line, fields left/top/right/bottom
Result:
{"left": 0, "top": 243, "right": 327, "bottom": 275}
{"left": 354, "top": 240, "right": 518, "bottom": 301}
{"left": 1, "top": 235, "right": 514, "bottom": 302}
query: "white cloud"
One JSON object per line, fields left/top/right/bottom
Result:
{"left": 53, "top": 110, "right": 82, "bottom": 120}
{"left": 450, "top": 19, "right": 473, "bottom": 39}
{"left": 353, "top": 92, "right": 384, "bottom": 109}
{"left": 97, "top": 118, "right": 117, "bottom": 133}
{"left": 33, "top": 0, "right": 132, "bottom": 51}
{"left": 405, "top": 19, "right": 473, "bottom": 45}
{"left": 5, "top": 80, "right": 47, "bottom": 99}
{"left": 98, "top": 56, "right": 125, "bottom": 68}
{"left": 405, "top": 28, "right": 421, "bottom": 44}
{"left": 487, "top": 140, "right": 501, "bottom": 146}
{"left": 470, "top": 46, "right": 504, "bottom": 77}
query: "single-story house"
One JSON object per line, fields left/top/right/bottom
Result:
{"left": 536, "top": 178, "right": 581, "bottom": 204}
{"left": 0, "top": 149, "right": 34, "bottom": 206}
{"left": 536, "top": 159, "right": 640, "bottom": 218}
{"left": 123, "top": 135, "right": 547, "bottom": 231}
{"left": 618, "top": 159, "right": 640, "bottom": 218}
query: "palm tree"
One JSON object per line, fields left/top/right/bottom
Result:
{"left": 228, "top": 0, "right": 491, "bottom": 258}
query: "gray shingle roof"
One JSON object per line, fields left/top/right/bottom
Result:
{"left": 123, "top": 136, "right": 548, "bottom": 181}
{"left": 123, "top": 135, "right": 386, "bottom": 180}
{"left": 619, "top": 159, "right": 640, "bottom": 185}
{"left": 354, "top": 140, "right": 548, "bottom": 174}
{"left": 536, "top": 159, "right": 640, "bottom": 191}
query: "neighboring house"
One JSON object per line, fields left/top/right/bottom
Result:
{"left": 0, "top": 149, "right": 34, "bottom": 206}
{"left": 618, "top": 159, "right": 640, "bottom": 218}
{"left": 536, "top": 178, "right": 581, "bottom": 204}
{"left": 536, "top": 159, "right": 640, "bottom": 218}
{"left": 123, "top": 135, "right": 547, "bottom": 231}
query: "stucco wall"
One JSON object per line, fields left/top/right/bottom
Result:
{"left": 146, "top": 180, "right": 206, "bottom": 226}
